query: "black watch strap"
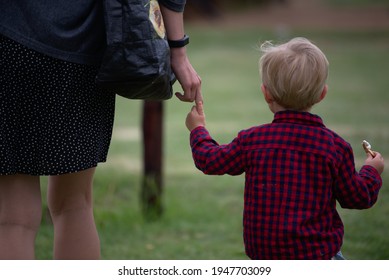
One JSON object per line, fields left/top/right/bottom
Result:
{"left": 168, "top": 34, "right": 189, "bottom": 48}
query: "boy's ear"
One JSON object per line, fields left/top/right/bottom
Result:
{"left": 319, "top": 85, "right": 328, "bottom": 101}
{"left": 261, "top": 84, "right": 273, "bottom": 104}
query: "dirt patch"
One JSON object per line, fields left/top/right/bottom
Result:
{"left": 186, "top": 0, "right": 389, "bottom": 30}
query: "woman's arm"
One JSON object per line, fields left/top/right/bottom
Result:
{"left": 160, "top": 5, "right": 203, "bottom": 104}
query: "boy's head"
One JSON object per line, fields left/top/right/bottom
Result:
{"left": 259, "top": 37, "right": 329, "bottom": 111}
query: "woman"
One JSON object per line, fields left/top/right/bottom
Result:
{"left": 0, "top": 0, "right": 201, "bottom": 259}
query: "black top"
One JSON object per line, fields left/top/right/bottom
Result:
{"left": 0, "top": 0, "right": 186, "bottom": 65}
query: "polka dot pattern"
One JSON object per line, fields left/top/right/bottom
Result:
{"left": 0, "top": 35, "right": 116, "bottom": 175}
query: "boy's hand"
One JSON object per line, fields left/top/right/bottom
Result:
{"left": 365, "top": 152, "right": 385, "bottom": 175}
{"left": 186, "top": 101, "right": 206, "bottom": 131}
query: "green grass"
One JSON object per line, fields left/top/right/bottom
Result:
{"left": 35, "top": 27, "right": 389, "bottom": 260}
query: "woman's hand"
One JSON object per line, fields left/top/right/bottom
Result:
{"left": 171, "top": 47, "right": 202, "bottom": 104}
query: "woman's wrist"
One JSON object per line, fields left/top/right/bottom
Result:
{"left": 170, "top": 47, "right": 188, "bottom": 62}
{"left": 168, "top": 34, "right": 189, "bottom": 48}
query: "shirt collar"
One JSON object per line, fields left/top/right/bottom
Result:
{"left": 272, "top": 110, "right": 325, "bottom": 127}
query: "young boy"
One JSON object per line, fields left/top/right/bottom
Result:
{"left": 185, "top": 37, "right": 384, "bottom": 259}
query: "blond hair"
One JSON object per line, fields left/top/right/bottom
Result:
{"left": 259, "top": 37, "right": 329, "bottom": 111}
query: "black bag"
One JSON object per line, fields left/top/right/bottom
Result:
{"left": 96, "top": 0, "right": 175, "bottom": 100}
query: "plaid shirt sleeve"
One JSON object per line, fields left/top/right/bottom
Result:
{"left": 189, "top": 126, "right": 244, "bottom": 176}
{"left": 333, "top": 140, "right": 382, "bottom": 209}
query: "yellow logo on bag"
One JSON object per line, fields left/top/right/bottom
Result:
{"left": 149, "top": 0, "right": 166, "bottom": 38}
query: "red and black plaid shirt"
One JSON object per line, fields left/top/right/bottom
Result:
{"left": 190, "top": 110, "right": 382, "bottom": 259}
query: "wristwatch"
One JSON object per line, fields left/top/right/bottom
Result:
{"left": 168, "top": 34, "right": 189, "bottom": 48}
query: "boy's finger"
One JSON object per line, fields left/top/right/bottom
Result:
{"left": 196, "top": 101, "right": 204, "bottom": 115}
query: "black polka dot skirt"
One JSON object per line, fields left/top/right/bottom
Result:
{"left": 0, "top": 35, "right": 116, "bottom": 176}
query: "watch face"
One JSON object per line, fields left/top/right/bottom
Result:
{"left": 149, "top": 0, "right": 166, "bottom": 38}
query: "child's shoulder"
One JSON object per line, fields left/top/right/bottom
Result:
{"left": 236, "top": 123, "right": 276, "bottom": 143}
{"left": 238, "top": 123, "right": 273, "bottom": 135}
{"left": 322, "top": 126, "right": 351, "bottom": 147}
{"left": 315, "top": 126, "right": 355, "bottom": 163}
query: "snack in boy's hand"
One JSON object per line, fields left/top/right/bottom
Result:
{"left": 362, "top": 140, "right": 376, "bottom": 157}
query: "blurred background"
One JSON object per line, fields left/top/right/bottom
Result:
{"left": 37, "top": 0, "right": 389, "bottom": 259}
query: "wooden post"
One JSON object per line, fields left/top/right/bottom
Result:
{"left": 141, "top": 100, "right": 164, "bottom": 220}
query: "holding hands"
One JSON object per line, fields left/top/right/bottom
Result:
{"left": 186, "top": 101, "right": 206, "bottom": 131}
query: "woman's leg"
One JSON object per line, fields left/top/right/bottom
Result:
{"left": 47, "top": 168, "right": 100, "bottom": 259}
{"left": 0, "top": 175, "right": 42, "bottom": 259}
